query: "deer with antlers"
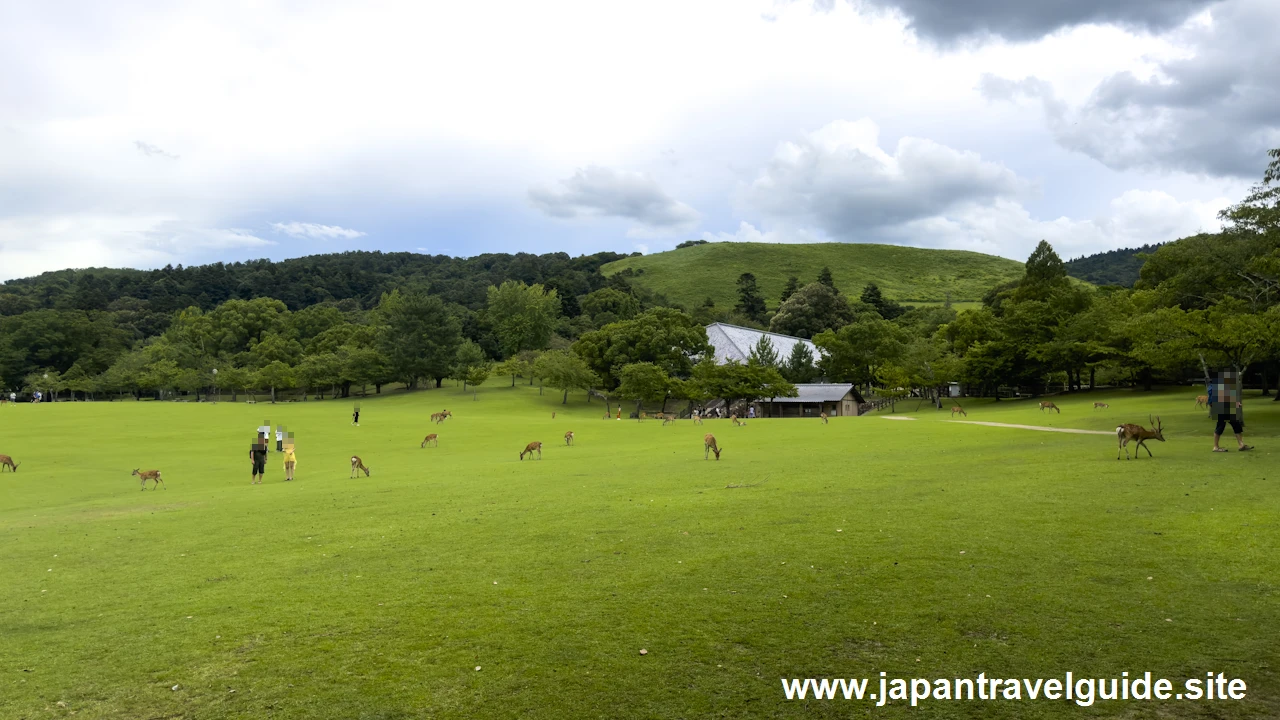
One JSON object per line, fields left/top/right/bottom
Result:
{"left": 420, "top": 433, "right": 438, "bottom": 448}
{"left": 132, "top": 468, "right": 163, "bottom": 490}
{"left": 1093, "top": 402, "right": 1109, "bottom": 410}
{"left": 950, "top": 406, "right": 967, "bottom": 417}
{"left": 704, "top": 433, "right": 722, "bottom": 460}
{"left": 1117, "top": 415, "right": 1165, "bottom": 460}
{"left": 564, "top": 431, "right": 574, "bottom": 446}
{"left": 520, "top": 441, "right": 542, "bottom": 461}
{"left": 1039, "top": 401, "right": 1060, "bottom": 413}
{"left": 349, "top": 456, "right": 371, "bottom": 477}
{"left": 0, "top": 454, "right": 20, "bottom": 472}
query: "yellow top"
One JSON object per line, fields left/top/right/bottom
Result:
{"left": 283, "top": 448, "right": 297, "bottom": 467}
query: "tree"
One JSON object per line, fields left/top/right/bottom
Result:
{"left": 779, "top": 276, "right": 801, "bottom": 304}
{"left": 769, "top": 282, "right": 856, "bottom": 338}
{"left": 494, "top": 357, "right": 531, "bottom": 387}
{"left": 451, "top": 339, "right": 487, "bottom": 390}
{"left": 378, "top": 291, "right": 462, "bottom": 388}
{"left": 691, "top": 358, "right": 796, "bottom": 408}
{"left": 572, "top": 308, "right": 710, "bottom": 389}
{"left": 343, "top": 346, "right": 392, "bottom": 395}
{"left": 814, "top": 317, "right": 907, "bottom": 386}
{"left": 249, "top": 332, "right": 304, "bottom": 368}
{"left": 748, "top": 335, "right": 779, "bottom": 367}
{"left": 464, "top": 363, "right": 490, "bottom": 399}
{"left": 297, "top": 352, "right": 340, "bottom": 399}
{"left": 1016, "top": 240, "right": 1070, "bottom": 302}
{"left": 783, "top": 341, "right": 819, "bottom": 383}
{"left": 1219, "top": 147, "right": 1280, "bottom": 235}
{"left": 215, "top": 365, "right": 252, "bottom": 402}
{"left": 533, "top": 350, "right": 599, "bottom": 404}
{"left": 486, "top": 280, "right": 560, "bottom": 356}
{"left": 735, "top": 273, "right": 767, "bottom": 322}
{"left": 257, "top": 360, "right": 296, "bottom": 403}
{"left": 578, "top": 288, "right": 640, "bottom": 326}
{"left": 817, "top": 266, "right": 836, "bottom": 290}
{"left": 616, "top": 362, "right": 674, "bottom": 416}
{"left": 860, "top": 283, "right": 906, "bottom": 320}
{"left": 874, "top": 365, "right": 913, "bottom": 413}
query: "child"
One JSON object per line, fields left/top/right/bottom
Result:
{"left": 283, "top": 441, "right": 297, "bottom": 481}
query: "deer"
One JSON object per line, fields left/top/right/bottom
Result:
{"left": 350, "top": 456, "right": 371, "bottom": 477}
{"left": 1195, "top": 395, "right": 1208, "bottom": 410}
{"left": 431, "top": 410, "right": 452, "bottom": 424}
{"left": 661, "top": 413, "right": 676, "bottom": 426}
{"left": 950, "top": 406, "right": 967, "bottom": 417}
{"left": 1039, "top": 401, "right": 1060, "bottom": 413}
{"left": 1093, "top": 402, "right": 1109, "bottom": 410}
{"left": 520, "top": 441, "right": 542, "bottom": 461}
{"left": 704, "top": 433, "right": 721, "bottom": 460}
{"left": 564, "top": 431, "right": 574, "bottom": 446}
{"left": 420, "top": 433, "right": 438, "bottom": 448}
{"left": 731, "top": 414, "right": 744, "bottom": 426}
{"left": 551, "top": 412, "right": 556, "bottom": 419}
{"left": 1117, "top": 415, "right": 1165, "bottom": 460}
{"left": 820, "top": 412, "right": 829, "bottom": 424}
{"left": 132, "top": 468, "right": 163, "bottom": 490}
{"left": 0, "top": 454, "right": 20, "bottom": 472}
{"left": 692, "top": 412, "right": 703, "bottom": 425}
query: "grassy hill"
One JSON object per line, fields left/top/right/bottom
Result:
{"left": 602, "top": 242, "right": 1025, "bottom": 310}
{"left": 1065, "top": 243, "right": 1164, "bottom": 287}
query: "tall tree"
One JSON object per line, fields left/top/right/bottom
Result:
{"left": 860, "top": 283, "right": 906, "bottom": 320}
{"left": 769, "top": 282, "right": 857, "bottom": 338}
{"left": 378, "top": 291, "right": 462, "bottom": 388}
{"left": 783, "top": 341, "right": 818, "bottom": 383}
{"left": 779, "top": 276, "right": 801, "bottom": 304}
{"left": 533, "top": 350, "right": 599, "bottom": 404}
{"left": 748, "top": 335, "right": 779, "bottom": 367}
{"left": 1016, "top": 240, "right": 1070, "bottom": 302}
{"left": 572, "top": 308, "right": 709, "bottom": 390}
{"left": 817, "top": 266, "right": 836, "bottom": 290}
{"left": 616, "top": 362, "right": 674, "bottom": 416}
{"left": 735, "top": 273, "right": 767, "bottom": 323}
{"left": 486, "top": 280, "right": 560, "bottom": 357}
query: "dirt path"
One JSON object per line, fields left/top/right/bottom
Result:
{"left": 947, "top": 420, "right": 1114, "bottom": 435}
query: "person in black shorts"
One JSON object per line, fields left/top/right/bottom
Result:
{"left": 1211, "top": 370, "right": 1252, "bottom": 453}
{"left": 250, "top": 433, "right": 269, "bottom": 484}
{"left": 352, "top": 405, "right": 360, "bottom": 426}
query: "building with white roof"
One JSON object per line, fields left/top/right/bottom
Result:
{"left": 704, "top": 322, "right": 818, "bottom": 365}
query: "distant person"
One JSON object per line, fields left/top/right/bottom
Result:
{"left": 8, "top": 392, "right": 15, "bottom": 404}
{"left": 250, "top": 433, "right": 269, "bottom": 484}
{"left": 283, "top": 441, "right": 297, "bottom": 482}
{"left": 257, "top": 422, "right": 272, "bottom": 454}
{"left": 275, "top": 425, "right": 284, "bottom": 452}
{"left": 1210, "top": 370, "right": 1252, "bottom": 453}
{"left": 747, "top": 406, "right": 756, "bottom": 419}
{"left": 352, "top": 406, "right": 361, "bottom": 426}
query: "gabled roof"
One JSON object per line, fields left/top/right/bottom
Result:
{"left": 766, "top": 383, "right": 863, "bottom": 403}
{"left": 705, "top": 322, "right": 817, "bottom": 365}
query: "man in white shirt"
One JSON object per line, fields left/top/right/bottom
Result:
{"left": 275, "top": 426, "right": 284, "bottom": 452}
{"left": 258, "top": 423, "right": 272, "bottom": 454}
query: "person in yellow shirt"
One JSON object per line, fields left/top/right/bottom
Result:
{"left": 283, "top": 441, "right": 297, "bottom": 481}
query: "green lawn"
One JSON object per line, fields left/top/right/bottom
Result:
{"left": 2, "top": 386, "right": 1278, "bottom": 718}
{"left": 601, "top": 242, "right": 1026, "bottom": 309}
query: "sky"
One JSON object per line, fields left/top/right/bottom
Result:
{"left": 2, "top": 0, "right": 1277, "bottom": 281}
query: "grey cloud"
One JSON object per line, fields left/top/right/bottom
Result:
{"left": 979, "top": 0, "right": 1280, "bottom": 178}
{"left": 813, "top": 0, "right": 1219, "bottom": 43}
{"left": 746, "top": 120, "right": 1029, "bottom": 238}
{"left": 528, "top": 165, "right": 700, "bottom": 230}
{"left": 134, "top": 140, "right": 179, "bottom": 159}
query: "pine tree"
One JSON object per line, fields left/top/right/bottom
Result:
{"left": 817, "top": 266, "right": 836, "bottom": 290}
{"left": 779, "top": 276, "right": 800, "bottom": 304}
{"left": 735, "top": 272, "right": 767, "bottom": 322}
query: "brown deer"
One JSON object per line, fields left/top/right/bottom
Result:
{"left": 520, "top": 441, "right": 542, "bottom": 461}
{"left": 1194, "top": 395, "right": 1208, "bottom": 409}
{"left": 1117, "top": 415, "right": 1165, "bottom": 460}
{"left": 692, "top": 412, "right": 703, "bottom": 425}
{"left": 704, "top": 433, "right": 721, "bottom": 460}
{"left": 731, "top": 414, "right": 744, "bottom": 426}
{"left": 132, "top": 468, "right": 163, "bottom": 490}
{"left": 1093, "top": 402, "right": 1109, "bottom": 410}
{"left": 551, "top": 412, "right": 556, "bottom": 419}
{"left": 950, "top": 406, "right": 967, "bottom": 417}
{"left": 820, "top": 412, "right": 829, "bottom": 424}
{"left": 0, "top": 454, "right": 20, "bottom": 472}
{"left": 661, "top": 413, "right": 676, "bottom": 426}
{"left": 1039, "top": 401, "right": 1060, "bottom": 413}
{"left": 564, "top": 431, "right": 574, "bottom": 446}
{"left": 420, "top": 434, "right": 438, "bottom": 448}
{"left": 431, "top": 410, "right": 452, "bottom": 424}
{"left": 350, "top": 456, "right": 371, "bottom": 477}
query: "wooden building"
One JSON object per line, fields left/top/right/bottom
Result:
{"left": 757, "top": 383, "right": 864, "bottom": 418}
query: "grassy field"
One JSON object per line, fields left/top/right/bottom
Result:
{"left": 2, "top": 385, "right": 1278, "bottom": 718}
{"left": 601, "top": 242, "right": 1025, "bottom": 309}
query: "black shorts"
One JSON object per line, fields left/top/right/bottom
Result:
{"left": 276, "top": 440, "right": 283, "bottom": 451}
{"left": 1214, "top": 414, "right": 1243, "bottom": 435}
{"left": 253, "top": 457, "right": 266, "bottom": 474}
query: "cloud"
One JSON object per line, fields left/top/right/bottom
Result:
{"left": 980, "top": 0, "right": 1280, "bottom": 178}
{"left": 529, "top": 165, "right": 700, "bottom": 234}
{"left": 815, "top": 0, "right": 1218, "bottom": 43}
{"left": 134, "top": 140, "right": 179, "bottom": 159}
{"left": 270, "top": 222, "right": 366, "bottom": 240}
{"left": 701, "top": 221, "right": 825, "bottom": 245}
{"left": 744, "top": 119, "right": 1029, "bottom": 235}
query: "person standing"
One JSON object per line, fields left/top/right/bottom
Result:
{"left": 352, "top": 405, "right": 360, "bottom": 426}
{"left": 250, "top": 433, "right": 269, "bottom": 484}
{"left": 275, "top": 425, "right": 284, "bottom": 452}
{"left": 1211, "top": 369, "right": 1253, "bottom": 452}
{"left": 282, "top": 441, "right": 297, "bottom": 481}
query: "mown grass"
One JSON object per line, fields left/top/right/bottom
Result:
{"left": 600, "top": 242, "right": 1025, "bottom": 309}
{"left": 1, "top": 386, "right": 1277, "bottom": 718}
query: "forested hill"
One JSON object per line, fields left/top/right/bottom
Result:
{"left": 0, "top": 250, "right": 631, "bottom": 317}
{"left": 1064, "top": 244, "right": 1165, "bottom": 287}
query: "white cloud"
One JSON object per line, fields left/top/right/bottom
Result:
{"left": 530, "top": 165, "right": 699, "bottom": 235}
{"left": 270, "top": 222, "right": 366, "bottom": 240}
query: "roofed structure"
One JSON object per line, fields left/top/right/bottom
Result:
{"left": 758, "top": 383, "right": 865, "bottom": 418}
{"left": 705, "top": 322, "right": 817, "bottom": 365}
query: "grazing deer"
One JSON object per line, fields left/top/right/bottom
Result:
{"left": 520, "top": 441, "right": 542, "bottom": 461}
{"left": 692, "top": 412, "right": 703, "bottom": 425}
{"left": 350, "top": 456, "right": 371, "bottom": 477}
{"left": 731, "top": 414, "right": 744, "bottom": 426}
{"left": 564, "top": 431, "right": 574, "bottom": 446}
{"left": 420, "top": 433, "right": 438, "bottom": 448}
{"left": 1039, "top": 401, "right": 1060, "bottom": 413}
{"left": 950, "top": 406, "right": 967, "bottom": 417}
{"left": 1093, "top": 402, "right": 1109, "bottom": 410}
{"left": 703, "top": 433, "right": 721, "bottom": 460}
{"left": 1195, "top": 395, "right": 1208, "bottom": 409}
{"left": 661, "top": 413, "right": 676, "bottom": 426}
{"left": 1117, "top": 415, "right": 1165, "bottom": 460}
{"left": 820, "top": 412, "right": 829, "bottom": 424}
{"left": 0, "top": 454, "right": 20, "bottom": 472}
{"left": 132, "top": 468, "right": 163, "bottom": 490}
